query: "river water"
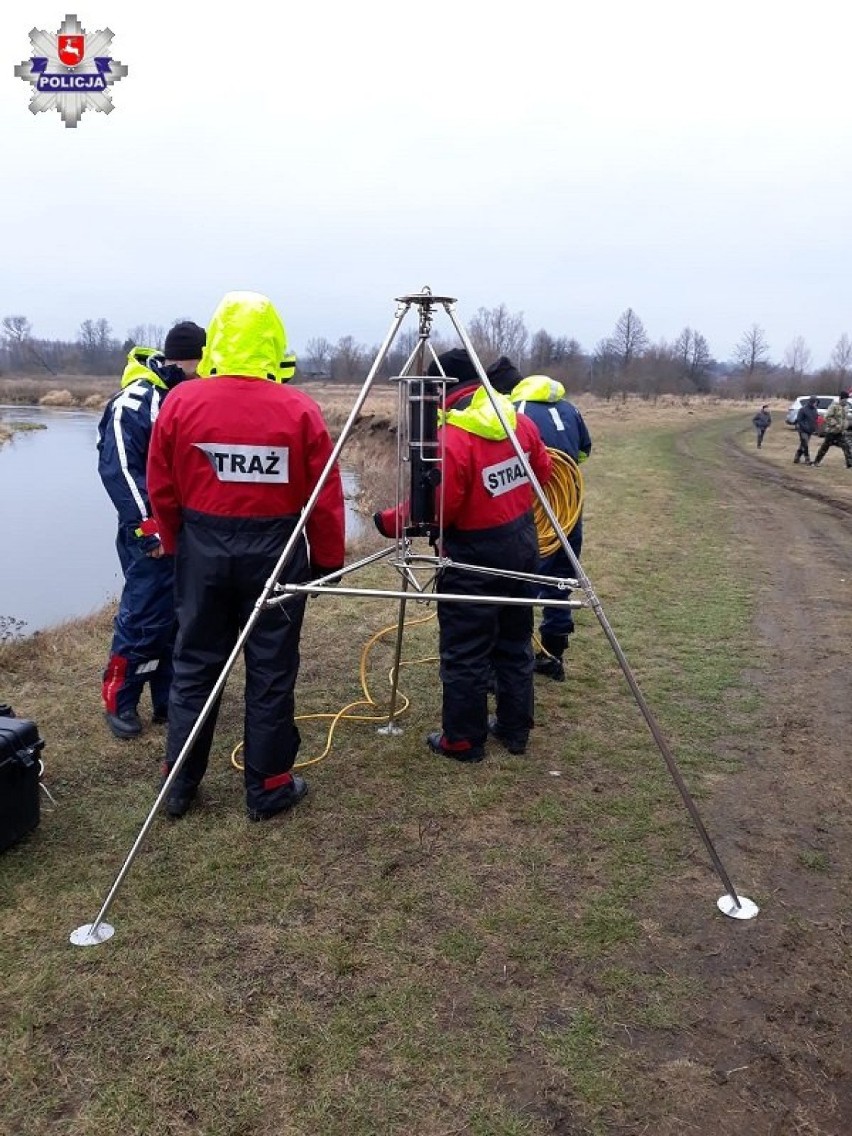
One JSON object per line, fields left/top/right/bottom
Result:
{"left": 0, "top": 405, "right": 364, "bottom": 636}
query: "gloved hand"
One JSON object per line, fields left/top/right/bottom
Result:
{"left": 373, "top": 510, "right": 396, "bottom": 538}
{"left": 132, "top": 518, "right": 162, "bottom": 556}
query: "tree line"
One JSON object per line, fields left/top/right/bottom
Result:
{"left": 3, "top": 308, "right": 852, "bottom": 399}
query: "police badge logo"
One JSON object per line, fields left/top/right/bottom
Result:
{"left": 14, "top": 13, "right": 128, "bottom": 128}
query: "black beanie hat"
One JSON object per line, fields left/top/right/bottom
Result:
{"left": 164, "top": 321, "right": 206, "bottom": 361}
{"left": 427, "top": 347, "right": 479, "bottom": 387}
{"left": 486, "top": 355, "right": 522, "bottom": 394}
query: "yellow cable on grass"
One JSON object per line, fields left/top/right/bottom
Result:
{"left": 534, "top": 448, "right": 584, "bottom": 556}
{"left": 231, "top": 611, "right": 438, "bottom": 772}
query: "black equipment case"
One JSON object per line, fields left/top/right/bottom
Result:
{"left": 0, "top": 714, "right": 44, "bottom": 853}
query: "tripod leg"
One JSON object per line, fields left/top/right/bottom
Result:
{"left": 71, "top": 303, "right": 415, "bottom": 946}
{"left": 378, "top": 574, "right": 410, "bottom": 736}
{"left": 443, "top": 306, "right": 754, "bottom": 918}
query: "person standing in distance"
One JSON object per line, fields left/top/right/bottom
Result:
{"left": 147, "top": 291, "right": 345, "bottom": 820}
{"left": 97, "top": 321, "right": 206, "bottom": 739}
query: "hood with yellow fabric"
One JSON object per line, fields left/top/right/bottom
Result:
{"left": 441, "top": 386, "right": 517, "bottom": 440}
{"left": 510, "top": 375, "right": 566, "bottom": 404}
{"left": 120, "top": 347, "right": 168, "bottom": 390}
{"left": 202, "top": 290, "right": 296, "bottom": 382}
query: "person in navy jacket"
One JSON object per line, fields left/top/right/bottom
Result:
{"left": 508, "top": 370, "right": 592, "bottom": 682}
{"left": 97, "top": 321, "right": 206, "bottom": 739}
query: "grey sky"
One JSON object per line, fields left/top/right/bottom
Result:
{"left": 3, "top": 1, "right": 851, "bottom": 367}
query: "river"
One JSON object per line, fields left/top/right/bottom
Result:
{"left": 0, "top": 405, "right": 364, "bottom": 636}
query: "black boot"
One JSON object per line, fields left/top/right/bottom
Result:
{"left": 534, "top": 633, "right": 568, "bottom": 682}
{"left": 165, "top": 783, "right": 197, "bottom": 818}
{"left": 104, "top": 709, "right": 143, "bottom": 739}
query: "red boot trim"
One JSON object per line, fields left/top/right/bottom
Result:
{"left": 263, "top": 771, "right": 294, "bottom": 791}
{"left": 102, "top": 655, "right": 129, "bottom": 714}
{"left": 440, "top": 735, "right": 474, "bottom": 753}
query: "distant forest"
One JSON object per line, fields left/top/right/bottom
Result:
{"left": 3, "top": 306, "right": 850, "bottom": 399}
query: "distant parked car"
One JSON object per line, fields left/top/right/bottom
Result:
{"left": 785, "top": 395, "right": 835, "bottom": 433}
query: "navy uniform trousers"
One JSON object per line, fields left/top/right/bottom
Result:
{"left": 102, "top": 525, "right": 175, "bottom": 718}
{"left": 166, "top": 511, "right": 308, "bottom": 814}
{"left": 438, "top": 514, "right": 538, "bottom": 750}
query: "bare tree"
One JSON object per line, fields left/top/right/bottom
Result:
{"left": 1, "top": 315, "right": 32, "bottom": 372}
{"left": 2, "top": 315, "right": 32, "bottom": 344}
{"left": 783, "top": 335, "right": 812, "bottom": 381}
{"left": 551, "top": 336, "right": 583, "bottom": 365}
{"left": 329, "top": 335, "right": 367, "bottom": 382}
{"left": 1, "top": 314, "right": 58, "bottom": 374}
{"left": 734, "top": 324, "right": 771, "bottom": 377}
{"left": 466, "top": 304, "right": 529, "bottom": 364}
{"left": 608, "top": 308, "right": 649, "bottom": 373}
{"left": 528, "top": 331, "right": 586, "bottom": 386}
{"left": 829, "top": 333, "right": 852, "bottom": 382}
{"left": 303, "top": 336, "right": 333, "bottom": 376}
{"left": 673, "top": 327, "right": 713, "bottom": 391}
{"left": 528, "top": 329, "right": 555, "bottom": 373}
{"left": 590, "top": 337, "right": 620, "bottom": 399}
{"left": 78, "top": 318, "right": 120, "bottom": 375}
{"left": 127, "top": 323, "right": 166, "bottom": 349}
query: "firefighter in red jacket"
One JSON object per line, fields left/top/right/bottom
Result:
{"left": 375, "top": 348, "right": 553, "bottom": 761}
{"left": 147, "top": 291, "right": 345, "bottom": 820}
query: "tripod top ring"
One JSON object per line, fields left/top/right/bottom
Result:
{"left": 395, "top": 290, "right": 457, "bottom": 307}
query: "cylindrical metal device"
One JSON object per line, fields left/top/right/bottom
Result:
{"left": 407, "top": 377, "right": 442, "bottom": 531}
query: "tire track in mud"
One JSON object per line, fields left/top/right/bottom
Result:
{"left": 679, "top": 420, "right": 852, "bottom": 641}
{"left": 675, "top": 415, "right": 850, "bottom": 847}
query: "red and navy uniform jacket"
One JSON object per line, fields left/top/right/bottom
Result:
{"left": 378, "top": 385, "right": 552, "bottom": 545}
{"left": 147, "top": 375, "right": 345, "bottom": 569}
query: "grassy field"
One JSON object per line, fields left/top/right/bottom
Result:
{"left": 0, "top": 396, "right": 770, "bottom": 1134}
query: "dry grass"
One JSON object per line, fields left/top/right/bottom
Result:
{"left": 0, "top": 373, "right": 115, "bottom": 407}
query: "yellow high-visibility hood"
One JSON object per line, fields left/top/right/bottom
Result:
{"left": 203, "top": 291, "right": 296, "bottom": 382}
{"left": 120, "top": 347, "right": 167, "bottom": 390}
{"left": 441, "top": 386, "right": 517, "bottom": 439}
{"left": 511, "top": 375, "right": 566, "bottom": 404}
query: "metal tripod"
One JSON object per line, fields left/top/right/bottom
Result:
{"left": 70, "top": 287, "right": 756, "bottom": 946}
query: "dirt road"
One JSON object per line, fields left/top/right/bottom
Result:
{"left": 631, "top": 416, "right": 852, "bottom": 1134}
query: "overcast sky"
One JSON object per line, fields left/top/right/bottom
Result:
{"left": 3, "top": 1, "right": 852, "bottom": 368}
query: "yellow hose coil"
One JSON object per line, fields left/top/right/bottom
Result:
{"left": 534, "top": 448, "right": 584, "bottom": 555}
